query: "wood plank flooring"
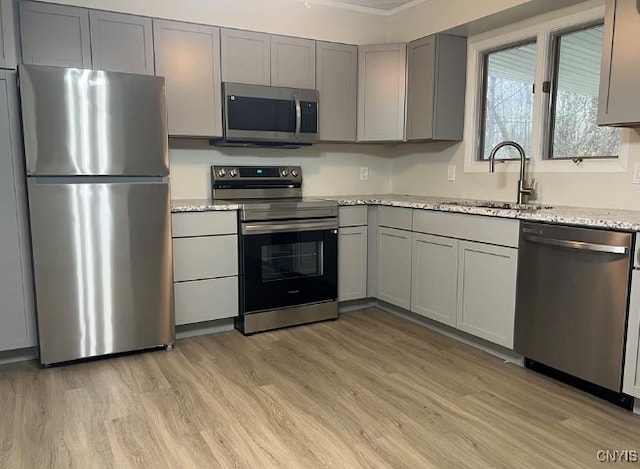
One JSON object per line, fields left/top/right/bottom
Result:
{"left": 1, "top": 308, "right": 640, "bottom": 468}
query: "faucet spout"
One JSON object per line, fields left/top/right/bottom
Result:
{"left": 487, "top": 141, "right": 534, "bottom": 204}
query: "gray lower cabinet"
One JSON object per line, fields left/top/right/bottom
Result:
{"left": 171, "top": 212, "right": 239, "bottom": 326}
{"left": 0, "top": 0, "right": 19, "bottom": 69}
{"left": 154, "top": 20, "right": 222, "bottom": 137}
{"left": 377, "top": 226, "right": 412, "bottom": 309}
{"left": 89, "top": 11, "right": 154, "bottom": 74}
{"left": 339, "top": 206, "right": 368, "bottom": 301}
{"left": 357, "top": 43, "right": 407, "bottom": 142}
{"left": 456, "top": 241, "right": 517, "bottom": 348}
{"left": 623, "top": 270, "right": 640, "bottom": 397}
{"left": 406, "top": 34, "right": 467, "bottom": 141}
{"left": 19, "top": 1, "right": 91, "bottom": 68}
{"left": 597, "top": 0, "right": 640, "bottom": 126}
{"left": 0, "top": 72, "right": 36, "bottom": 351}
{"left": 270, "top": 35, "right": 315, "bottom": 89}
{"left": 411, "top": 233, "right": 458, "bottom": 327}
{"left": 316, "top": 41, "right": 357, "bottom": 142}
{"left": 221, "top": 28, "right": 270, "bottom": 85}
{"left": 339, "top": 226, "right": 368, "bottom": 301}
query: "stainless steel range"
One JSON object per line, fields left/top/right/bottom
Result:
{"left": 212, "top": 165, "right": 338, "bottom": 335}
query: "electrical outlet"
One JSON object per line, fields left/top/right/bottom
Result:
{"left": 447, "top": 165, "right": 456, "bottom": 182}
{"left": 633, "top": 163, "right": 640, "bottom": 184}
{"left": 360, "top": 166, "right": 369, "bottom": 181}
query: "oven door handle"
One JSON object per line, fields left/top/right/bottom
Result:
{"left": 242, "top": 219, "right": 338, "bottom": 235}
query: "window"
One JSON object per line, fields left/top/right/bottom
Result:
{"left": 471, "top": 8, "right": 624, "bottom": 169}
{"left": 547, "top": 24, "right": 620, "bottom": 159}
{"left": 479, "top": 41, "right": 537, "bottom": 160}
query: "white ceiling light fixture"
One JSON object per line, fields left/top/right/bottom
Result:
{"left": 307, "top": 0, "right": 427, "bottom": 15}
{"left": 304, "top": 0, "right": 311, "bottom": 8}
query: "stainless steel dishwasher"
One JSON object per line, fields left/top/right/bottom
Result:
{"left": 514, "top": 222, "right": 634, "bottom": 408}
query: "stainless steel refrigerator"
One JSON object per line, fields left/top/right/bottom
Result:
{"left": 19, "top": 65, "right": 174, "bottom": 365}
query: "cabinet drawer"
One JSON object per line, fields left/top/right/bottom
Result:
{"left": 172, "top": 211, "right": 236, "bottom": 237}
{"left": 339, "top": 206, "right": 367, "bottom": 227}
{"left": 413, "top": 210, "right": 519, "bottom": 247}
{"left": 173, "top": 235, "right": 238, "bottom": 281}
{"left": 378, "top": 206, "right": 412, "bottom": 231}
{"left": 174, "top": 276, "right": 238, "bottom": 325}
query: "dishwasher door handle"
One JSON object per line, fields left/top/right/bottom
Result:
{"left": 523, "top": 235, "right": 628, "bottom": 255}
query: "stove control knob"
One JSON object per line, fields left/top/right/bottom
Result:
{"left": 229, "top": 169, "right": 238, "bottom": 177}
{"left": 281, "top": 168, "right": 289, "bottom": 177}
{"left": 217, "top": 168, "right": 226, "bottom": 177}
{"left": 291, "top": 169, "right": 299, "bottom": 178}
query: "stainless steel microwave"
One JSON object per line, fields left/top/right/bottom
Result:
{"left": 215, "top": 82, "right": 319, "bottom": 148}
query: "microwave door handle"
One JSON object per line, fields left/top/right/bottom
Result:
{"left": 294, "top": 94, "right": 301, "bottom": 138}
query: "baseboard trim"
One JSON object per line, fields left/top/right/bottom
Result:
{"left": 176, "top": 318, "right": 235, "bottom": 340}
{"left": 0, "top": 346, "right": 39, "bottom": 366}
{"left": 339, "top": 298, "right": 524, "bottom": 366}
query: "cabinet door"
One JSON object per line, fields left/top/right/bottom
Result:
{"left": 19, "top": 1, "right": 91, "bottom": 68}
{"left": 339, "top": 226, "right": 368, "bottom": 301}
{"left": 357, "top": 43, "right": 406, "bottom": 142}
{"left": 316, "top": 41, "right": 357, "bottom": 142}
{"left": 406, "top": 36, "right": 435, "bottom": 140}
{"left": 406, "top": 34, "right": 466, "bottom": 141}
{"left": 0, "top": 75, "right": 36, "bottom": 351}
{"left": 377, "top": 226, "right": 411, "bottom": 309}
{"left": 0, "top": 0, "right": 18, "bottom": 69}
{"left": 411, "top": 233, "right": 458, "bottom": 327}
{"left": 221, "top": 29, "right": 270, "bottom": 85}
{"left": 90, "top": 11, "right": 154, "bottom": 74}
{"left": 598, "top": 0, "right": 640, "bottom": 126}
{"left": 271, "top": 35, "right": 315, "bottom": 89}
{"left": 457, "top": 241, "right": 517, "bottom": 348}
{"left": 623, "top": 270, "right": 640, "bottom": 397}
{"left": 154, "top": 20, "right": 222, "bottom": 137}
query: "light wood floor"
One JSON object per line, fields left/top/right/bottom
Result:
{"left": 1, "top": 308, "right": 640, "bottom": 468}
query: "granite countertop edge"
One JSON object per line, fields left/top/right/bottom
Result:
{"left": 171, "top": 196, "right": 640, "bottom": 231}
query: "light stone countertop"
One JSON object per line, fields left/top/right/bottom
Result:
{"left": 171, "top": 199, "right": 241, "bottom": 212}
{"left": 171, "top": 195, "right": 640, "bottom": 231}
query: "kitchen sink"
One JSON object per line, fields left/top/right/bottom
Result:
{"left": 440, "top": 200, "right": 554, "bottom": 211}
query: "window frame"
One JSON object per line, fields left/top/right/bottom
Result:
{"left": 477, "top": 38, "right": 538, "bottom": 162}
{"left": 463, "top": 5, "right": 629, "bottom": 175}
{"left": 543, "top": 20, "right": 619, "bottom": 161}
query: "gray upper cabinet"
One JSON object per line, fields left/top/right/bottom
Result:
{"left": 597, "top": 0, "right": 640, "bottom": 126}
{"left": 154, "top": 20, "right": 222, "bottom": 137}
{"left": 406, "top": 34, "right": 467, "bottom": 141}
{"left": 221, "top": 28, "right": 270, "bottom": 85}
{"left": 0, "top": 0, "right": 19, "bottom": 69}
{"left": 358, "top": 43, "right": 407, "bottom": 142}
{"left": 316, "top": 41, "right": 357, "bottom": 142}
{"left": 0, "top": 72, "right": 36, "bottom": 352}
{"left": 19, "top": 1, "right": 91, "bottom": 68}
{"left": 89, "top": 11, "right": 154, "bottom": 75}
{"left": 271, "top": 35, "right": 315, "bottom": 89}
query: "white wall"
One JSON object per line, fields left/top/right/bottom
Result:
{"left": 386, "top": 0, "right": 530, "bottom": 42}
{"left": 390, "top": 130, "right": 640, "bottom": 209}
{"left": 390, "top": 1, "right": 640, "bottom": 210}
{"left": 169, "top": 142, "right": 392, "bottom": 200}
{"left": 38, "top": 0, "right": 388, "bottom": 45}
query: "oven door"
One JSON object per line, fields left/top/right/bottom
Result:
{"left": 240, "top": 218, "right": 338, "bottom": 314}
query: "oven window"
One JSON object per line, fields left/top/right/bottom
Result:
{"left": 261, "top": 240, "right": 323, "bottom": 281}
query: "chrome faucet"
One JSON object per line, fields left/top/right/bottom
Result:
{"left": 488, "top": 141, "right": 535, "bottom": 204}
